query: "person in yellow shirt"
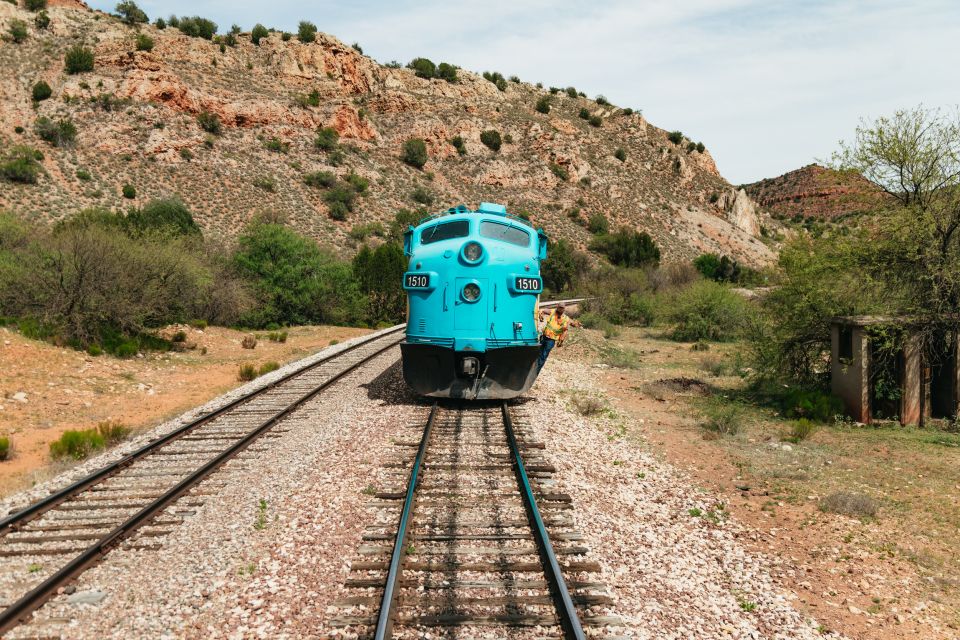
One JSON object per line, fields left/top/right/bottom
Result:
{"left": 537, "top": 303, "right": 580, "bottom": 371}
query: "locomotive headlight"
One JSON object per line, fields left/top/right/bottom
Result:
{"left": 463, "top": 241, "right": 483, "bottom": 263}
{"left": 462, "top": 282, "right": 481, "bottom": 302}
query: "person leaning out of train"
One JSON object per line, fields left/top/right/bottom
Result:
{"left": 537, "top": 303, "right": 580, "bottom": 371}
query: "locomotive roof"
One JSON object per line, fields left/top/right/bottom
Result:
{"left": 414, "top": 202, "right": 539, "bottom": 232}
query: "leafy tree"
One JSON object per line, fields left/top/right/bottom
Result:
{"left": 595, "top": 94, "right": 609, "bottom": 105}
{"left": 298, "top": 20, "right": 317, "bottom": 43}
{"left": 353, "top": 242, "right": 406, "bottom": 323}
{"left": 115, "top": 1, "right": 148, "bottom": 25}
{"left": 31, "top": 81, "right": 52, "bottom": 102}
{"left": 541, "top": 238, "right": 589, "bottom": 293}
{"left": 176, "top": 16, "right": 217, "bottom": 39}
{"left": 535, "top": 96, "right": 550, "bottom": 114}
{"left": 668, "top": 280, "right": 751, "bottom": 342}
{"left": 436, "top": 62, "right": 458, "bottom": 83}
{"left": 565, "top": 86, "right": 578, "bottom": 99}
{"left": 589, "top": 228, "right": 660, "bottom": 268}
{"left": 122, "top": 184, "right": 136, "bottom": 199}
{"left": 24, "top": 0, "right": 46, "bottom": 10}
{"left": 251, "top": 23, "right": 268, "bottom": 45}
{"left": 692, "top": 252, "right": 722, "bottom": 280}
{"left": 480, "top": 130, "right": 502, "bottom": 152}
{"left": 402, "top": 138, "right": 428, "bottom": 168}
{"left": 587, "top": 213, "right": 609, "bottom": 235}
{"left": 408, "top": 57, "right": 436, "bottom": 79}
{"left": 126, "top": 198, "right": 202, "bottom": 237}
{"left": 33, "top": 10, "right": 49, "bottom": 29}
{"left": 64, "top": 45, "right": 95, "bottom": 73}
{"left": 667, "top": 130, "right": 683, "bottom": 144}
{"left": 390, "top": 209, "right": 423, "bottom": 241}
{"left": 0, "top": 146, "right": 43, "bottom": 184}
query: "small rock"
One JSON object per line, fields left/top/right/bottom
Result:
{"left": 781, "top": 443, "right": 793, "bottom": 451}
{"left": 67, "top": 589, "right": 107, "bottom": 605}
{"left": 12, "top": 392, "right": 27, "bottom": 403}
{"left": 849, "top": 605, "right": 863, "bottom": 615}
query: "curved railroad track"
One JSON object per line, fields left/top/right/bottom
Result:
{"left": 0, "top": 327, "right": 405, "bottom": 635}
{"left": 333, "top": 402, "right": 619, "bottom": 639}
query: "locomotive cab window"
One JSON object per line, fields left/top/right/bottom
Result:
{"left": 420, "top": 220, "right": 470, "bottom": 245}
{"left": 479, "top": 221, "right": 530, "bottom": 247}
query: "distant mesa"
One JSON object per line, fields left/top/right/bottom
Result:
{"left": 744, "top": 164, "right": 889, "bottom": 222}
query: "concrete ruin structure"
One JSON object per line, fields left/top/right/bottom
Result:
{"left": 830, "top": 316, "right": 960, "bottom": 425}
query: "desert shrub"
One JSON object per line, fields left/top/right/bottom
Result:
{"left": 115, "top": 1, "right": 147, "bottom": 24}
{"left": 587, "top": 213, "right": 608, "bottom": 235}
{"left": 35, "top": 117, "right": 77, "bottom": 147}
{"left": 780, "top": 388, "right": 843, "bottom": 422}
{"left": 303, "top": 170, "right": 336, "bottom": 188}
{"left": 314, "top": 126, "right": 340, "bottom": 151}
{"left": 482, "top": 71, "right": 507, "bottom": 90}
{"left": 154, "top": 17, "right": 166, "bottom": 29}
{"left": 189, "top": 318, "right": 207, "bottom": 329}
{"left": 411, "top": 185, "right": 433, "bottom": 206}
{"left": 25, "top": 0, "right": 46, "bottom": 9}
{"left": 49, "top": 422, "right": 129, "bottom": 460}
{"left": 238, "top": 363, "right": 257, "bottom": 381}
{"left": 263, "top": 137, "right": 289, "bottom": 153}
{"left": 541, "top": 238, "right": 590, "bottom": 294}
{"left": 595, "top": 94, "right": 609, "bottom": 105}
{"left": 31, "top": 81, "right": 52, "bottom": 102}
{"left": 353, "top": 242, "right": 407, "bottom": 324}
{"left": 565, "top": 86, "right": 578, "bottom": 98}
{"left": 127, "top": 198, "right": 202, "bottom": 237}
{"left": 480, "top": 130, "right": 501, "bottom": 152}
{"left": 351, "top": 42, "right": 363, "bottom": 53}
{"left": 349, "top": 222, "right": 385, "bottom": 241}
{"left": 298, "top": 20, "right": 317, "bottom": 43}
{"left": 696, "top": 142, "right": 705, "bottom": 152}
{"left": 122, "top": 184, "right": 136, "bottom": 199}
{"left": 135, "top": 33, "right": 154, "bottom": 52}
{"left": 253, "top": 176, "right": 276, "bottom": 192}
{"left": 578, "top": 107, "right": 590, "bottom": 120}
{"left": 197, "top": 111, "right": 221, "bottom": 135}
{"left": 589, "top": 228, "right": 660, "bottom": 268}
{"left": 570, "top": 394, "right": 606, "bottom": 416}
{"left": 258, "top": 361, "right": 280, "bottom": 376}
{"left": 64, "top": 45, "right": 95, "bottom": 74}
{"left": 34, "top": 10, "right": 49, "bottom": 29}
{"left": 668, "top": 130, "right": 684, "bottom": 144}
{"left": 408, "top": 57, "right": 436, "bottom": 79}
{"left": 1, "top": 145, "right": 43, "bottom": 184}
{"left": 297, "top": 89, "right": 321, "bottom": 108}
{"left": 787, "top": 418, "right": 816, "bottom": 443}
{"left": 251, "top": 23, "right": 268, "bottom": 45}
{"left": 648, "top": 262, "right": 700, "bottom": 292}
{"left": 7, "top": 19, "right": 28, "bottom": 43}
{"left": 614, "top": 147, "right": 627, "bottom": 162}
{"left": 668, "top": 280, "right": 750, "bottom": 342}
{"left": 0, "top": 436, "right": 10, "bottom": 461}
{"left": 323, "top": 182, "right": 357, "bottom": 216}
{"left": 402, "top": 138, "right": 428, "bottom": 168}
{"left": 76, "top": 169, "right": 91, "bottom": 181}
{"left": 436, "top": 62, "right": 457, "bottom": 83}
{"left": 588, "top": 115, "right": 602, "bottom": 127}
{"left": 535, "top": 96, "right": 550, "bottom": 114}
{"left": 579, "top": 267, "right": 655, "bottom": 326}
{"left": 693, "top": 252, "right": 762, "bottom": 285}
{"left": 345, "top": 172, "right": 369, "bottom": 194}
{"left": 450, "top": 135, "right": 466, "bottom": 155}
{"left": 701, "top": 400, "right": 743, "bottom": 436}
{"left": 549, "top": 163, "right": 568, "bottom": 181}
{"left": 176, "top": 16, "right": 217, "bottom": 39}
{"left": 171, "top": 330, "right": 186, "bottom": 342}
{"left": 267, "top": 331, "right": 287, "bottom": 342}
{"left": 820, "top": 492, "right": 878, "bottom": 519}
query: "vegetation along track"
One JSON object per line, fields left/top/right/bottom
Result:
{"left": 0, "top": 327, "right": 405, "bottom": 635}
{"left": 332, "top": 402, "right": 622, "bottom": 639}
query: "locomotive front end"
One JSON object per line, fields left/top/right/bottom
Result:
{"left": 401, "top": 203, "right": 547, "bottom": 400}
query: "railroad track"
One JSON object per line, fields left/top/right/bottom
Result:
{"left": 333, "top": 402, "right": 620, "bottom": 639}
{"left": 0, "top": 327, "right": 405, "bottom": 635}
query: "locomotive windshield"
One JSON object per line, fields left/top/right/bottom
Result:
{"left": 479, "top": 221, "right": 530, "bottom": 247}
{"left": 420, "top": 220, "right": 470, "bottom": 245}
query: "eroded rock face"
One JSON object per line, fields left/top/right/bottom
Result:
{"left": 718, "top": 188, "right": 761, "bottom": 237}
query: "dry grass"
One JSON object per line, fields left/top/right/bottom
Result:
{"left": 820, "top": 492, "right": 879, "bottom": 519}
{"left": 570, "top": 394, "right": 607, "bottom": 416}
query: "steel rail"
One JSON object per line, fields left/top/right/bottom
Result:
{"left": 502, "top": 402, "right": 586, "bottom": 640}
{"left": 0, "top": 326, "right": 405, "bottom": 535}
{"left": 0, "top": 336, "right": 403, "bottom": 635}
{"left": 373, "top": 403, "right": 437, "bottom": 640}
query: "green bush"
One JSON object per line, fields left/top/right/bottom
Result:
{"left": 197, "top": 111, "right": 221, "bottom": 135}
{"left": 176, "top": 16, "right": 217, "bottom": 39}
{"left": 263, "top": 137, "right": 289, "bottom": 153}
{"left": 258, "top": 361, "right": 280, "bottom": 375}
{"left": 595, "top": 94, "right": 609, "bottom": 105}
{"left": 787, "top": 418, "right": 817, "bottom": 443}
{"left": 25, "top": 0, "right": 47, "bottom": 9}
{"left": 549, "top": 163, "right": 568, "bottom": 181}
{"left": 668, "top": 280, "right": 750, "bottom": 342}
{"left": 668, "top": 130, "right": 684, "bottom": 144}
{"left": 154, "top": 17, "right": 166, "bottom": 29}
{"left": 578, "top": 107, "right": 590, "bottom": 120}
{"left": 411, "top": 185, "right": 433, "bottom": 206}
{"left": 122, "top": 184, "right": 136, "bottom": 199}
{"left": 314, "top": 126, "right": 340, "bottom": 151}
{"left": 480, "top": 130, "right": 501, "bottom": 152}
{"left": 349, "top": 222, "right": 384, "bottom": 241}
{"left": 267, "top": 331, "right": 287, "bottom": 343}
{"left": 781, "top": 388, "right": 843, "bottom": 423}
{"left": 614, "top": 147, "right": 626, "bottom": 162}
{"left": 298, "top": 20, "right": 317, "bottom": 43}
{"left": 535, "top": 96, "right": 551, "bottom": 114}
{"left": 408, "top": 57, "right": 436, "bottom": 79}
{"left": 450, "top": 135, "right": 466, "bottom": 155}
{"left": 541, "top": 238, "right": 590, "bottom": 294}
{"left": 31, "top": 81, "right": 52, "bottom": 102}
{"left": 351, "top": 42, "right": 363, "bottom": 53}
{"left": 402, "top": 138, "right": 428, "bottom": 168}
{"left": 0, "top": 436, "right": 10, "bottom": 461}
{"left": 589, "top": 228, "right": 660, "bottom": 268}
{"left": 127, "top": 198, "right": 202, "bottom": 237}
{"left": 566, "top": 86, "right": 578, "bottom": 98}
{"left": 64, "top": 45, "right": 95, "bottom": 74}
{"left": 587, "top": 213, "right": 608, "bottom": 235}
{"left": 35, "top": 117, "right": 77, "bottom": 147}
{"left": 1, "top": 146, "right": 43, "bottom": 184}
{"left": 49, "top": 422, "right": 129, "bottom": 460}
{"left": 482, "top": 71, "right": 507, "bottom": 91}
{"left": 345, "top": 172, "right": 369, "bottom": 194}
{"left": 253, "top": 176, "right": 276, "bottom": 192}
{"left": 76, "top": 169, "right": 91, "bottom": 181}
{"left": 115, "top": 1, "right": 147, "bottom": 24}
{"left": 34, "top": 10, "right": 49, "bottom": 29}
{"left": 353, "top": 242, "right": 407, "bottom": 324}
{"left": 8, "top": 20, "right": 28, "bottom": 44}
{"left": 238, "top": 363, "right": 257, "bottom": 381}
{"left": 135, "top": 33, "right": 154, "bottom": 52}
{"left": 324, "top": 183, "right": 357, "bottom": 217}
{"left": 588, "top": 115, "right": 602, "bottom": 127}
{"left": 436, "top": 62, "right": 457, "bottom": 83}
{"left": 701, "top": 400, "right": 743, "bottom": 436}
{"left": 251, "top": 23, "right": 268, "bottom": 45}
{"left": 304, "top": 170, "right": 336, "bottom": 188}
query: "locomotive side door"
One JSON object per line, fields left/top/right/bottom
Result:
{"left": 454, "top": 277, "right": 488, "bottom": 331}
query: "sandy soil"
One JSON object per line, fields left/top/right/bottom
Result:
{"left": 554, "top": 325, "right": 958, "bottom": 639}
{"left": 0, "top": 324, "right": 371, "bottom": 497}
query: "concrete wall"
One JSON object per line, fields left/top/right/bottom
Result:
{"left": 831, "top": 325, "right": 870, "bottom": 423}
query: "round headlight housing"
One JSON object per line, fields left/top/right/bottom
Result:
{"left": 462, "top": 241, "right": 483, "bottom": 263}
{"left": 462, "top": 283, "right": 481, "bottom": 302}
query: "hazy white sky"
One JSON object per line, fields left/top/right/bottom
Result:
{"left": 89, "top": 0, "right": 960, "bottom": 184}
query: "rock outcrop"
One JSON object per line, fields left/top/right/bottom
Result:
{"left": 745, "top": 164, "right": 889, "bottom": 221}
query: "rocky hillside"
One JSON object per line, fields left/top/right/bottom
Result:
{"left": 0, "top": 1, "right": 775, "bottom": 265}
{"left": 744, "top": 164, "right": 889, "bottom": 222}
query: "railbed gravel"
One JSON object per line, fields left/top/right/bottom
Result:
{"left": 2, "top": 329, "right": 846, "bottom": 639}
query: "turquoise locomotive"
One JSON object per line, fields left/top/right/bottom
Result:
{"left": 401, "top": 202, "right": 547, "bottom": 399}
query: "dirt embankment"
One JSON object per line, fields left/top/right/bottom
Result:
{"left": 0, "top": 324, "right": 370, "bottom": 497}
